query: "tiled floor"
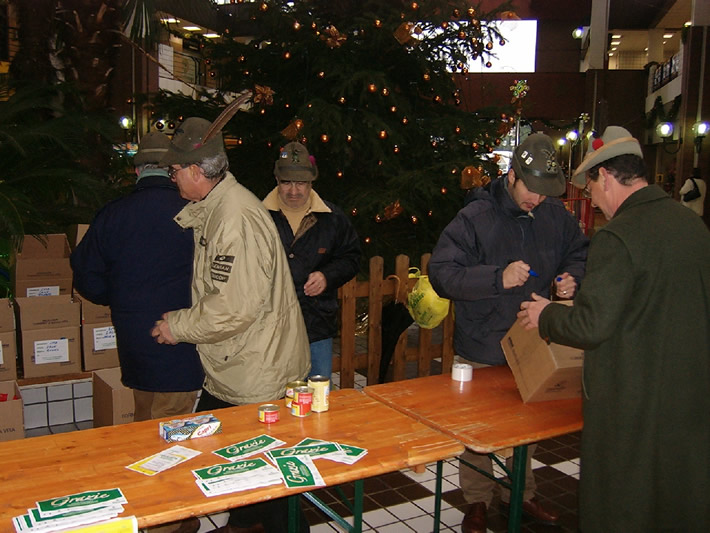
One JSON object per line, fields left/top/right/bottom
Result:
{"left": 32, "top": 366, "right": 581, "bottom": 533}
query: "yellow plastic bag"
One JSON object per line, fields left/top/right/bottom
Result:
{"left": 407, "top": 267, "right": 450, "bottom": 329}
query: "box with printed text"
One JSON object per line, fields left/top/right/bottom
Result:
{"left": 16, "top": 295, "right": 81, "bottom": 379}
{"left": 0, "top": 381, "right": 24, "bottom": 442}
{"left": 93, "top": 367, "right": 134, "bottom": 427}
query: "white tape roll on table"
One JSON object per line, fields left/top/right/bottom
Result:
{"left": 452, "top": 363, "right": 473, "bottom": 382}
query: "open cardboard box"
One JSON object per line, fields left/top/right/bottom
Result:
{"left": 501, "top": 301, "right": 583, "bottom": 403}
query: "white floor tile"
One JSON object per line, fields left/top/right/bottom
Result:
{"left": 362, "top": 508, "right": 398, "bottom": 528}
{"left": 373, "top": 523, "right": 415, "bottom": 532}
{"left": 403, "top": 468, "right": 437, "bottom": 483}
{"left": 310, "top": 522, "right": 338, "bottom": 532}
{"left": 386, "top": 501, "right": 426, "bottom": 521}
{"left": 438, "top": 506, "right": 465, "bottom": 529}
{"left": 550, "top": 460, "right": 580, "bottom": 476}
{"left": 404, "top": 514, "right": 441, "bottom": 531}
{"left": 413, "top": 495, "right": 452, "bottom": 514}
{"left": 420, "top": 477, "right": 457, "bottom": 493}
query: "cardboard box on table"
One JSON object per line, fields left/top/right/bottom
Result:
{"left": 76, "top": 296, "right": 119, "bottom": 372}
{"left": 13, "top": 234, "right": 72, "bottom": 297}
{"left": 93, "top": 367, "right": 134, "bottom": 427}
{"left": 15, "top": 295, "right": 81, "bottom": 379}
{"left": 0, "top": 381, "right": 24, "bottom": 442}
{"left": 501, "top": 301, "right": 583, "bottom": 403}
{"left": 0, "top": 298, "right": 17, "bottom": 381}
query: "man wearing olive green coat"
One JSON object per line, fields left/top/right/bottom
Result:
{"left": 519, "top": 126, "right": 710, "bottom": 533}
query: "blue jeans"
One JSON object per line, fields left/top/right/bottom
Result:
{"left": 309, "top": 338, "right": 333, "bottom": 378}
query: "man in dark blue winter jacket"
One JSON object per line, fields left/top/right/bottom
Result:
{"left": 428, "top": 133, "right": 588, "bottom": 533}
{"left": 71, "top": 132, "right": 204, "bottom": 424}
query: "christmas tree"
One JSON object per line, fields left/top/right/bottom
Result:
{"left": 155, "top": 0, "right": 515, "bottom": 268}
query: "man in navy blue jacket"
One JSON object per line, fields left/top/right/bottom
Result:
{"left": 71, "top": 132, "right": 203, "bottom": 421}
{"left": 263, "top": 142, "right": 360, "bottom": 379}
{"left": 429, "top": 133, "right": 588, "bottom": 533}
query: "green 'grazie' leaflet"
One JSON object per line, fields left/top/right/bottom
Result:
{"left": 36, "top": 489, "right": 127, "bottom": 518}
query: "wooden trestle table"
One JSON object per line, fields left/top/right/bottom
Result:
{"left": 364, "top": 366, "right": 583, "bottom": 532}
{"left": 0, "top": 389, "right": 464, "bottom": 533}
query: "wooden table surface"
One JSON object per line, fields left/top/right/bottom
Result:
{"left": 364, "top": 366, "right": 583, "bottom": 453}
{"left": 0, "top": 389, "right": 464, "bottom": 529}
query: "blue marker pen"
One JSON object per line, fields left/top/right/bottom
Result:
{"left": 529, "top": 269, "right": 539, "bottom": 277}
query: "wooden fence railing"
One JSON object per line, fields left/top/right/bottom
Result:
{"left": 334, "top": 253, "right": 455, "bottom": 389}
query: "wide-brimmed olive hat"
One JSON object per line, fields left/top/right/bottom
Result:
{"left": 511, "top": 133, "right": 566, "bottom": 197}
{"left": 572, "top": 126, "right": 643, "bottom": 187}
{"left": 133, "top": 131, "right": 171, "bottom": 165}
{"left": 159, "top": 117, "right": 225, "bottom": 167}
{"left": 274, "top": 142, "right": 318, "bottom": 181}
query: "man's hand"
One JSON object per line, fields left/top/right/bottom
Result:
{"left": 304, "top": 271, "right": 327, "bottom": 297}
{"left": 518, "top": 292, "right": 551, "bottom": 329}
{"left": 554, "top": 272, "right": 577, "bottom": 299}
{"left": 151, "top": 313, "right": 177, "bottom": 345}
{"left": 502, "top": 260, "right": 533, "bottom": 289}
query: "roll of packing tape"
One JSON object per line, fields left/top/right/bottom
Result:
{"left": 452, "top": 363, "right": 473, "bottom": 382}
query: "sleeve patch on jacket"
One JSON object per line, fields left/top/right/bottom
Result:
{"left": 214, "top": 255, "right": 234, "bottom": 263}
{"left": 211, "top": 255, "right": 234, "bottom": 282}
{"left": 211, "top": 271, "right": 229, "bottom": 283}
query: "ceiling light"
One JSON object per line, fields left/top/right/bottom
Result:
{"left": 663, "top": 33, "right": 673, "bottom": 39}
{"left": 611, "top": 47, "right": 617, "bottom": 51}
{"left": 684, "top": 21, "right": 691, "bottom": 27}
{"left": 611, "top": 41, "right": 621, "bottom": 46}
{"left": 204, "top": 33, "right": 220, "bottom": 38}
{"left": 611, "top": 34, "right": 622, "bottom": 39}
{"left": 572, "top": 27, "right": 584, "bottom": 39}
{"left": 608, "top": 52, "right": 614, "bottom": 56}
{"left": 183, "top": 26, "right": 202, "bottom": 32}
{"left": 161, "top": 18, "right": 179, "bottom": 24}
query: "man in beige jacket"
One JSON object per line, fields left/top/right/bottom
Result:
{"left": 151, "top": 116, "right": 311, "bottom": 533}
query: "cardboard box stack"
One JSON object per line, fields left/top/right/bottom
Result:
{"left": 501, "top": 302, "right": 584, "bottom": 403}
{"left": 0, "top": 298, "right": 17, "bottom": 381}
{"left": 0, "top": 380, "right": 24, "bottom": 442}
{"left": 13, "top": 234, "right": 72, "bottom": 298}
{"left": 15, "top": 295, "right": 81, "bottom": 379}
{"left": 92, "top": 367, "right": 134, "bottom": 427}
{"left": 78, "top": 297, "right": 119, "bottom": 371}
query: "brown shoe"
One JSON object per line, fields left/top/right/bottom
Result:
{"left": 461, "top": 502, "right": 487, "bottom": 533}
{"left": 502, "top": 497, "right": 560, "bottom": 525}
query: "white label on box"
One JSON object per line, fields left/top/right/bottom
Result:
{"left": 0, "top": 342, "right": 3, "bottom": 365}
{"left": 34, "top": 338, "right": 70, "bottom": 364}
{"left": 26, "top": 286, "right": 61, "bottom": 297}
{"left": 93, "top": 326, "right": 117, "bottom": 351}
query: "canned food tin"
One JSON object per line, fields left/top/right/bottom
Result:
{"left": 258, "top": 404, "right": 280, "bottom": 424}
{"left": 308, "top": 375, "right": 330, "bottom": 413}
{"left": 285, "top": 380, "right": 307, "bottom": 408}
{"left": 290, "top": 386, "right": 313, "bottom": 417}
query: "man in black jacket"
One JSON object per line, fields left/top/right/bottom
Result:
{"left": 263, "top": 142, "right": 361, "bottom": 379}
{"left": 428, "top": 133, "right": 588, "bottom": 533}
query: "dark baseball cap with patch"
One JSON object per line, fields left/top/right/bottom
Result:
{"left": 511, "top": 133, "right": 566, "bottom": 197}
{"left": 159, "top": 117, "right": 225, "bottom": 167}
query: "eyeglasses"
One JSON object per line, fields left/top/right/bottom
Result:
{"left": 582, "top": 178, "right": 592, "bottom": 198}
{"left": 168, "top": 166, "right": 185, "bottom": 180}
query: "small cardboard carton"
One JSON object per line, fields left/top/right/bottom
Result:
{"left": 501, "top": 302, "right": 583, "bottom": 403}
{"left": 0, "top": 299, "right": 17, "bottom": 381}
{"left": 0, "top": 381, "right": 24, "bottom": 442}
{"left": 93, "top": 367, "right": 134, "bottom": 427}
{"left": 13, "top": 234, "right": 72, "bottom": 297}
{"left": 68, "top": 223, "right": 90, "bottom": 249}
{"left": 16, "top": 295, "right": 82, "bottom": 379}
{"left": 81, "top": 321, "right": 119, "bottom": 371}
